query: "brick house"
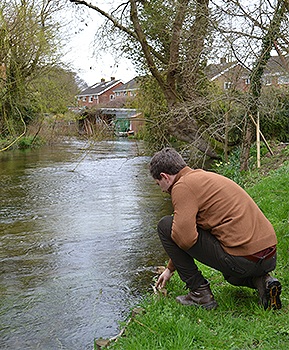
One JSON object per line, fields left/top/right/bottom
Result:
{"left": 206, "top": 58, "right": 250, "bottom": 92}
{"left": 77, "top": 76, "right": 144, "bottom": 136}
{"left": 251, "top": 55, "right": 289, "bottom": 87}
{"left": 76, "top": 77, "right": 123, "bottom": 108}
{"left": 207, "top": 56, "right": 289, "bottom": 92}
{"left": 113, "top": 77, "right": 139, "bottom": 98}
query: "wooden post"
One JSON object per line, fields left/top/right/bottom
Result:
{"left": 249, "top": 114, "right": 273, "bottom": 155}
{"left": 257, "top": 112, "right": 260, "bottom": 168}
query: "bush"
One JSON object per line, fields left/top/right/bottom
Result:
{"left": 211, "top": 143, "right": 269, "bottom": 186}
{"left": 17, "top": 136, "right": 43, "bottom": 149}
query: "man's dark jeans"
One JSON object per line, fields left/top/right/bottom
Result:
{"left": 158, "top": 215, "right": 277, "bottom": 291}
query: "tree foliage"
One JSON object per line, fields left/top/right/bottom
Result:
{"left": 70, "top": 0, "right": 289, "bottom": 167}
{"left": 0, "top": 0, "right": 66, "bottom": 139}
{"left": 32, "top": 66, "right": 87, "bottom": 115}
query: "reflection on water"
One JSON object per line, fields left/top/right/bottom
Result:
{"left": 0, "top": 139, "right": 173, "bottom": 349}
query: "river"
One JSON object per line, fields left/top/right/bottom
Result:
{"left": 0, "top": 139, "right": 172, "bottom": 349}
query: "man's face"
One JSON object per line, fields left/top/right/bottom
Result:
{"left": 154, "top": 173, "right": 174, "bottom": 193}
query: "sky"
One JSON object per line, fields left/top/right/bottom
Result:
{"left": 62, "top": 2, "right": 137, "bottom": 87}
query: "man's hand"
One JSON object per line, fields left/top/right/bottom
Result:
{"left": 156, "top": 268, "right": 174, "bottom": 289}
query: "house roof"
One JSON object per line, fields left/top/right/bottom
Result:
{"left": 263, "top": 55, "right": 289, "bottom": 76}
{"left": 233, "top": 55, "right": 289, "bottom": 78}
{"left": 205, "top": 61, "right": 249, "bottom": 81}
{"left": 99, "top": 108, "right": 138, "bottom": 120}
{"left": 113, "top": 77, "right": 139, "bottom": 92}
{"left": 77, "top": 79, "right": 123, "bottom": 97}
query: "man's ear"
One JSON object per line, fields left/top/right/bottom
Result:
{"left": 160, "top": 172, "right": 170, "bottom": 181}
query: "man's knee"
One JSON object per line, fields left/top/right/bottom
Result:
{"left": 157, "top": 215, "right": 173, "bottom": 239}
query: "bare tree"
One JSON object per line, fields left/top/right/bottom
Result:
{"left": 70, "top": 0, "right": 289, "bottom": 165}
{"left": 241, "top": 0, "right": 288, "bottom": 170}
{"left": 212, "top": 0, "right": 289, "bottom": 169}
{"left": 70, "top": 0, "right": 219, "bottom": 158}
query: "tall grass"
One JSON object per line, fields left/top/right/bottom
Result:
{"left": 108, "top": 159, "right": 289, "bottom": 350}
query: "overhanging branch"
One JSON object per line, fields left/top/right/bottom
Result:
{"left": 69, "top": 0, "right": 167, "bottom": 64}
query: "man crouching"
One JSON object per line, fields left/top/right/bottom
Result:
{"left": 149, "top": 148, "right": 281, "bottom": 310}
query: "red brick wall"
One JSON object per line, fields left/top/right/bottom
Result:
{"left": 213, "top": 65, "right": 247, "bottom": 92}
{"left": 78, "top": 81, "right": 123, "bottom": 108}
{"left": 130, "top": 113, "right": 144, "bottom": 134}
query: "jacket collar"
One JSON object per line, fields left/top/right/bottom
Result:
{"left": 168, "top": 166, "right": 191, "bottom": 194}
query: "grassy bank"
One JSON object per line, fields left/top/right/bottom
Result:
{"left": 105, "top": 152, "right": 289, "bottom": 350}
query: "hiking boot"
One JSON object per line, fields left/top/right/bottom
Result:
{"left": 253, "top": 274, "right": 282, "bottom": 310}
{"left": 175, "top": 280, "right": 218, "bottom": 310}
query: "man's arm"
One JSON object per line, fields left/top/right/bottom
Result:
{"left": 171, "top": 182, "right": 199, "bottom": 250}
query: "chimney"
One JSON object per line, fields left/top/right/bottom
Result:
{"left": 101, "top": 78, "right": 105, "bottom": 82}
{"left": 111, "top": 77, "right": 115, "bottom": 81}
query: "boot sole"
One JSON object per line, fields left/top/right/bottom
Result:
{"left": 265, "top": 280, "right": 282, "bottom": 310}
{"left": 199, "top": 300, "right": 219, "bottom": 310}
{"left": 189, "top": 300, "right": 218, "bottom": 310}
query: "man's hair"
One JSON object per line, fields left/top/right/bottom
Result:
{"left": 149, "top": 148, "right": 187, "bottom": 180}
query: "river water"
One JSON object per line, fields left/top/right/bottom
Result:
{"left": 0, "top": 139, "right": 172, "bottom": 350}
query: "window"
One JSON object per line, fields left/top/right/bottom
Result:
{"left": 123, "top": 91, "right": 127, "bottom": 96}
{"left": 89, "top": 96, "right": 93, "bottom": 102}
{"left": 116, "top": 92, "right": 121, "bottom": 97}
{"left": 262, "top": 76, "right": 271, "bottom": 85}
{"left": 83, "top": 96, "right": 86, "bottom": 101}
{"left": 224, "top": 82, "right": 232, "bottom": 90}
{"left": 245, "top": 78, "right": 250, "bottom": 85}
{"left": 110, "top": 94, "right": 115, "bottom": 100}
{"left": 278, "top": 75, "right": 289, "bottom": 84}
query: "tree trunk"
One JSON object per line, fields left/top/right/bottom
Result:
{"left": 70, "top": 0, "right": 218, "bottom": 159}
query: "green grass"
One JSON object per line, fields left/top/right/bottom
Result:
{"left": 107, "top": 160, "right": 289, "bottom": 350}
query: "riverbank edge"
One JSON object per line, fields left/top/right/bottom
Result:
{"left": 95, "top": 153, "right": 289, "bottom": 350}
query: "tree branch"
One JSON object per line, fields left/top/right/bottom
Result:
{"left": 129, "top": 0, "right": 167, "bottom": 95}
{"left": 167, "top": 0, "right": 190, "bottom": 99}
{"left": 69, "top": 0, "right": 167, "bottom": 64}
